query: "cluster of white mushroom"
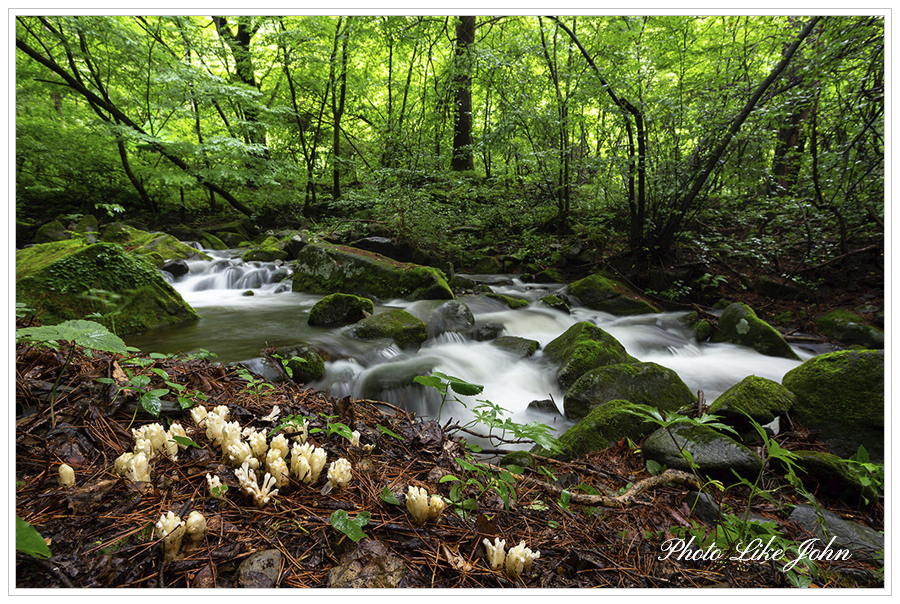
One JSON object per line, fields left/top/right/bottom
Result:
{"left": 113, "top": 421, "right": 189, "bottom": 484}
{"left": 405, "top": 485, "right": 446, "bottom": 525}
{"left": 153, "top": 510, "right": 207, "bottom": 562}
{"left": 482, "top": 537, "right": 540, "bottom": 578}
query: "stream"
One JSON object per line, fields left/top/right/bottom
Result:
{"left": 126, "top": 248, "right": 815, "bottom": 441}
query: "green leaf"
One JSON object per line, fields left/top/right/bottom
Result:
{"left": 379, "top": 487, "right": 400, "bottom": 505}
{"left": 140, "top": 389, "right": 168, "bottom": 417}
{"left": 376, "top": 424, "right": 403, "bottom": 440}
{"left": 171, "top": 435, "right": 201, "bottom": 449}
{"left": 16, "top": 516, "right": 51, "bottom": 559}
{"left": 329, "top": 510, "right": 371, "bottom": 542}
{"left": 17, "top": 319, "right": 130, "bottom": 354}
{"left": 412, "top": 374, "right": 447, "bottom": 394}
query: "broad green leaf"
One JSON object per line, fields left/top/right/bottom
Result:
{"left": 379, "top": 487, "right": 400, "bottom": 505}
{"left": 17, "top": 319, "right": 130, "bottom": 354}
{"left": 329, "top": 510, "right": 370, "bottom": 542}
{"left": 16, "top": 516, "right": 51, "bottom": 559}
{"left": 171, "top": 435, "right": 200, "bottom": 449}
{"left": 376, "top": 424, "right": 403, "bottom": 440}
{"left": 140, "top": 389, "right": 168, "bottom": 417}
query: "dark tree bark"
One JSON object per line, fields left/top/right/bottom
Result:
{"left": 331, "top": 17, "right": 350, "bottom": 200}
{"left": 451, "top": 16, "right": 476, "bottom": 171}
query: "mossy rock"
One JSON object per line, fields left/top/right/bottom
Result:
{"left": 358, "top": 357, "right": 439, "bottom": 401}
{"left": 567, "top": 273, "right": 659, "bottom": 315}
{"left": 773, "top": 450, "right": 880, "bottom": 507}
{"left": 641, "top": 423, "right": 762, "bottom": 482}
{"left": 498, "top": 450, "right": 535, "bottom": 469}
{"left": 485, "top": 293, "right": 529, "bottom": 309}
{"left": 200, "top": 231, "right": 228, "bottom": 251}
{"left": 533, "top": 268, "right": 566, "bottom": 284}
{"left": 816, "top": 309, "right": 884, "bottom": 349}
{"left": 35, "top": 220, "right": 70, "bottom": 243}
{"left": 563, "top": 362, "right": 695, "bottom": 421}
{"left": 490, "top": 336, "right": 540, "bottom": 358}
{"left": 292, "top": 244, "right": 453, "bottom": 301}
{"left": 472, "top": 256, "right": 503, "bottom": 274}
{"left": 694, "top": 320, "right": 712, "bottom": 341}
{"left": 538, "top": 294, "right": 570, "bottom": 313}
{"left": 782, "top": 350, "right": 884, "bottom": 462}
{"left": 426, "top": 299, "right": 475, "bottom": 337}
{"left": 241, "top": 236, "right": 290, "bottom": 262}
{"left": 308, "top": 293, "right": 374, "bottom": 327}
{"left": 74, "top": 214, "right": 99, "bottom": 234}
{"left": 550, "top": 399, "right": 657, "bottom": 459}
{"left": 351, "top": 308, "right": 429, "bottom": 350}
{"left": 543, "top": 321, "right": 636, "bottom": 391}
{"left": 713, "top": 302, "right": 799, "bottom": 360}
{"left": 16, "top": 242, "right": 198, "bottom": 335}
{"left": 100, "top": 223, "right": 210, "bottom": 266}
{"left": 271, "top": 343, "right": 326, "bottom": 384}
{"left": 708, "top": 375, "right": 796, "bottom": 432}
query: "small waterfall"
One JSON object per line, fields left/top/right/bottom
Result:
{"left": 134, "top": 250, "right": 807, "bottom": 437}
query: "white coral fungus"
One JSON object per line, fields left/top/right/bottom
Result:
{"left": 406, "top": 485, "right": 446, "bottom": 524}
{"left": 327, "top": 458, "right": 352, "bottom": 489}
{"left": 235, "top": 462, "right": 279, "bottom": 507}
{"left": 185, "top": 511, "right": 207, "bottom": 545}
{"left": 58, "top": 464, "right": 75, "bottom": 488}
{"left": 154, "top": 511, "right": 185, "bottom": 562}
{"left": 483, "top": 537, "right": 506, "bottom": 570}
{"left": 504, "top": 541, "right": 540, "bottom": 578}
{"left": 291, "top": 443, "right": 327, "bottom": 484}
{"left": 206, "top": 473, "right": 225, "bottom": 498}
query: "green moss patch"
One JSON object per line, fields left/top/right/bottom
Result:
{"left": 816, "top": 309, "right": 884, "bottom": 349}
{"left": 100, "top": 223, "right": 210, "bottom": 266}
{"left": 351, "top": 308, "right": 429, "bottom": 350}
{"left": 567, "top": 274, "right": 659, "bottom": 315}
{"left": 543, "top": 321, "right": 636, "bottom": 391}
{"left": 713, "top": 302, "right": 799, "bottom": 360}
{"left": 16, "top": 242, "right": 198, "bottom": 335}
{"left": 309, "top": 293, "right": 374, "bottom": 327}
{"left": 485, "top": 293, "right": 529, "bottom": 309}
{"left": 708, "top": 375, "right": 795, "bottom": 431}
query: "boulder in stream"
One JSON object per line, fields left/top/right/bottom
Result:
{"left": 16, "top": 241, "right": 198, "bottom": 335}
{"left": 351, "top": 308, "right": 429, "bottom": 351}
{"left": 543, "top": 321, "right": 636, "bottom": 391}
{"left": 641, "top": 422, "right": 762, "bottom": 481}
{"left": 309, "top": 293, "right": 374, "bottom": 327}
{"left": 713, "top": 302, "right": 799, "bottom": 360}
{"left": 563, "top": 361, "right": 695, "bottom": 421}
{"left": 566, "top": 273, "right": 659, "bottom": 315}
{"left": 292, "top": 243, "right": 453, "bottom": 301}
{"left": 271, "top": 343, "right": 326, "bottom": 383}
{"left": 707, "top": 375, "right": 795, "bottom": 433}
{"left": 782, "top": 349, "right": 884, "bottom": 462}
{"left": 426, "top": 299, "right": 475, "bottom": 337}
{"left": 100, "top": 222, "right": 211, "bottom": 266}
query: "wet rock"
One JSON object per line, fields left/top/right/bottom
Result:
{"left": 308, "top": 293, "right": 374, "bottom": 327}
{"left": 472, "top": 322, "right": 504, "bottom": 341}
{"left": 782, "top": 349, "right": 884, "bottom": 462}
{"left": 271, "top": 343, "right": 326, "bottom": 383}
{"left": 539, "top": 294, "right": 570, "bottom": 313}
{"left": 816, "top": 309, "right": 884, "bottom": 349}
{"left": 543, "top": 321, "right": 636, "bottom": 391}
{"left": 352, "top": 309, "right": 429, "bottom": 351}
{"left": 788, "top": 505, "right": 883, "bottom": 562}
{"left": 527, "top": 399, "right": 561, "bottom": 416}
{"left": 774, "top": 450, "right": 880, "bottom": 507}
{"left": 161, "top": 259, "right": 190, "bottom": 278}
{"left": 426, "top": 299, "right": 475, "bottom": 337}
{"left": 563, "top": 362, "right": 695, "bottom": 421}
{"left": 641, "top": 423, "right": 762, "bottom": 481}
{"left": 547, "top": 399, "right": 656, "bottom": 459}
{"left": 533, "top": 268, "right": 566, "bottom": 284}
{"left": 350, "top": 236, "right": 431, "bottom": 265}
{"left": 485, "top": 292, "right": 529, "bottom": 309}
{"left": 292, "top": 243, "right": 452, "bottom": 301}
{"left": 713, "top": 302, "right": 799, "bottom": 360}
{"left": 490, "top": 336, "right": 539, "bottom": 358}
{"left": 35, "top": 220, "right": 69, "bottom": 243}
{"left": 707, "top": 375, "right": 795, "bottom": 433}
{"left": 328, "top": 540, "right": 409, "bottom": 588}
{"left": 237, "top": 549, "right": 281, "bottom": 588}
{"left": 567, "top": 273, "right": 659, "bottom": 316}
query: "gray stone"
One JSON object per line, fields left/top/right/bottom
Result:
{"left": 641, "top": 423, "right": 762, "bottom": 481}
{"left": 490, "top": 336, "right": 540, "bottom": 358}
{"left": 789, "top": 505, "right": 883, "bottom": 562}
{"left": 237, "top": 549, "right": 282, "bottom": 588}
{"left": 426, "top": 299, "right": 475, "bottom": 337}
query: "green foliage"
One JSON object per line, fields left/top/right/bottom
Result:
{"left": 16, "top": 516, "right": 51, "bottom": 559}
{"left": 236, "top": 368, "right": 277, "bottom": 404}
{"left": 329, "top": 509, "right": 371, "bottom": 542}
{"left": 846, "top": 445, "right": 884, "bottom": 505}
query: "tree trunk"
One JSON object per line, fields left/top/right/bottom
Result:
{"left": 451, "top": 16, "right": 475, "bottom": 171}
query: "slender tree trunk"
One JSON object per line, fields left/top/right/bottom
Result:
{"left": 451, "top": 16, "right": 475, "bottom": 171}
{"left": 332, "top": 17, "right": 350, "bottom": 200}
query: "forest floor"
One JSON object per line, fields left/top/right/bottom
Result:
{"left": 14, "top": 326, "right": 884, "bottom": 589}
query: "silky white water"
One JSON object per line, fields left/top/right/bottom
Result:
{"left": 128, "top": 250, "right": 813, "bottom": 438}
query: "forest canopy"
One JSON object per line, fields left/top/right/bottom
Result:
{"left": 15, "top": 14, "right": 884, "bottom": 262}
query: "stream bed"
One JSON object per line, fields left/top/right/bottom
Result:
{"left": 126, "top": 249, "right": 814, "bottom": 439}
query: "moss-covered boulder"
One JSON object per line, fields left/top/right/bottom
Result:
{"left": 308, "top": 293, "right": 374, "bottom": 327}
{"left": 708, "top": 375, "right": 795, "bottom": 432}
{"left": 773, "top": 450, "right": 880, "bottom": 507}
{"left": 782, "top": 350, "right": 884, "bottom": 462}
{"left": 292, "top": 244, "right": 453, "bottom": 301}
{"left": 472, "top": 256, "right": 503, "bottom": 274}
{"left": 271, "top": 343, "right": 326, "bottom": 384}
{"left": 543, "top": 321, "right": 636, "bottom": 391}
{"left": 533, "top": 268, "right": 566, "bottom": 283}
{"left": 563, "top": 362, "right": 695, "bottom": 421}
{"left": 198, "top": 231, "right": 227, "bottom": 251}
{"left": 550, "top": 399, "right": 658, "bottom": 459}
{"left": 538, "top": 294, "right": 570, "bottom": 313}
{"left": 34, "top": 220, "right": 70, "bottom": 243}
{"left": 242, "top": 236, "right": 290, "bottom": 262}
{"left": 426, "top": 299, "right": 475, "bottom": 337}
{"left": 485, "top": 293, "right": 529, "bottom": 309}
{"left": 641, "top": 423, "right": 763, "bottom": 481}
{"left": 351, "top": 308, "right": 429, "bottom": 350}
{"left": 567, "top": 274, "right": 659, "bottom": 315}
{"left": 358, "top": 357, "right": 439, "bottom": 401}
{"left": 16, "top": 242, "right": 198, "bottom": 335}
{"left": 490, "top": 336, "right": 540, "bottom": 358}
{"left": 100, "top": 223, "right": 210, "bottom": 267}
{"left": 713, "top": 302, "right": 799, "bottom": 360}
{"left": 816, "top": 309, "right": 884, "bottom": 349}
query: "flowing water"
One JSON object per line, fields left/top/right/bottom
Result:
{"left": 127, "top": 248, "right": 815, "bottom": 440}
